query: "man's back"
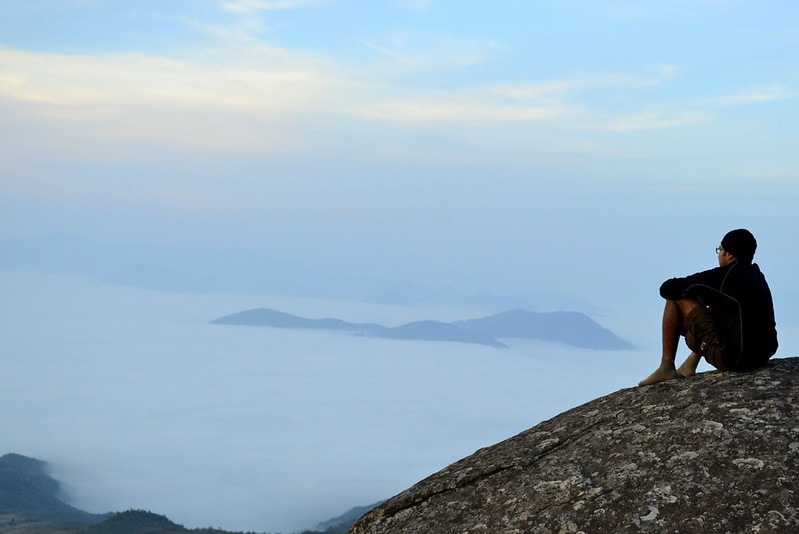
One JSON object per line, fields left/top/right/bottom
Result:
{"left": 725, "top": 262, "right": 778, "bottom": 366}
{"left": 660, "top": 260, "right": 777, "bottom": 369}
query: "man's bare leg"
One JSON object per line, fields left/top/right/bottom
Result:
{"left": 639, "top": 299, "right": 700, "bottom": 386}
{"left": 677, "top": 352, "right": 700, "bottom": 377}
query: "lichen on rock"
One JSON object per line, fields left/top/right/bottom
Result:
{"left": 349, "top": 357, "right": 799, "bottom": 533}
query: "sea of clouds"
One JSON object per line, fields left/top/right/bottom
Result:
{"left": 1, "top": 271, "right": 794, "bottom": 533}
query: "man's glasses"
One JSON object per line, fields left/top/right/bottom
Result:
{"left": 716, "top": 246, "right": 724, "bottom": 254}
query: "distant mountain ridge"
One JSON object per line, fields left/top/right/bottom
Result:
{"left": 453, "top": 309, "right": 634, "bottom": 350}
{"left": 211, "top": 308, "right": 634, "bottom": 350}
{"left": 0, "top": 233, "right": 598, "bottom": 311}
{"left": 211, "top": 307, "right": 386, "bottom": 333}
{"left": 0, "top": 453, "right": 109, "bottom": 525}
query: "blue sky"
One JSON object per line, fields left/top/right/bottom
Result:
{"left": 2, "top": 0, "right": 798, "bottom": 303}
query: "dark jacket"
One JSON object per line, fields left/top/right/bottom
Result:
{"left": 660, "top": 261, "right": 778, "bottom": 370}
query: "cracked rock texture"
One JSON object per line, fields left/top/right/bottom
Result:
{"left": 349, "top": 357, "right": 799, "bottom": 534}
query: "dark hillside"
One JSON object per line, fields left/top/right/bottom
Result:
{"left": 0, "top": 453, "right": 364, "bottom": 534}
{"left": 78, "top": 510, "right": 186, "bottom": 534}
{"left": 0, "top": 454, "right": 108, "bottom": 525}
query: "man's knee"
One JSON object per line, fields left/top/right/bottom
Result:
{"left": 675, "top": 298, "right": 702, "bottom": 317}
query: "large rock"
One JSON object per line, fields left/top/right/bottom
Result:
{"left": 349, "top": 357, "right": 799, "bottom": 533}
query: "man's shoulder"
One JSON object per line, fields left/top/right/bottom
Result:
{"left": 688, "top": 264, "right": 729, "bottom": 280}
{"left": 728, "top": 261, "right": 763, "bottom": 278}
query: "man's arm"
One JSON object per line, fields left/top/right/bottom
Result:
{"left": 659, "top": 265, "right": 729, "bottom": 300}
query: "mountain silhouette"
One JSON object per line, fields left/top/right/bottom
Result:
{"left": 210, "top": 308, "right": 503, "bottom": 347}
{"left": 211, "top": 307, "right": 385, "bottom": 333}
{"left": 0, "top": 453, "right": 109, "bottom": 525}
{"left": 210, "top": 307, "right": 633, "bottom": 350}
{"left": 454, "top": 309, "right": 635, "bottom": 350}
{"left": 377, "top": 320, "right": 507, "bottom": 348}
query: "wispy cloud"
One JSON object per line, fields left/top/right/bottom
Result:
{"left": 349, "top": 66, "right": 684, "bottom": 129}
{"left": 0, "top": 45, "right": 357, "bottom": 156}
{"left": 0, "top": 47, "right": 336, "bottom": 111}
{"left": 587, "top": 65, "right": 680, "bottom": 89}
{"left": 709, "top": 84, "right": 799, "bottom": 106}
{"left": 398, "top": 0, "right": 431, "bottom": 11}
{"left": 596, "top": 110, "right": 709, "bottom": 132}
{"left": 483, "top": 65, "right": 677, "bottom": 105}
{"left": 219, "top": 0, "right": 325, "bottom": 14}
{"left": 360, "top": 31, "right": 494, "bottom": 73}
{"left": 0, "top": 25, "right": 785, "bottom": 163}
{"left": 350, "top": 96, "right": 570, "bottom": 125}
{"left": 0, "top": 42, "right": 704, "bottom": 163}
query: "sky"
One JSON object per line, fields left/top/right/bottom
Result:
{"left": 2, "top": 1, "right": 799, "bottom": 531}
{"left": 2, "top": 0, "right": 798, "bottom": 305}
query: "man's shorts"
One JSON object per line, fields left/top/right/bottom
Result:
{"left": 684, "top": 305, "right": 729, "bottom": 370}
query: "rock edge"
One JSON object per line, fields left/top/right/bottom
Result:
{"left": 350, "top": 357, "right": 799, "bottom": 533}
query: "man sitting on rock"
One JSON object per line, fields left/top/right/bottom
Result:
{"left": 639, "top": 228, "right": 778, "bottom": 386}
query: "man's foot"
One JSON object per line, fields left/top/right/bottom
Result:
{"left": 638, "top": 365, "right": 681, "bottom": 386}
{"left": 677, "top": 353, "right": 700, "bottom": 378}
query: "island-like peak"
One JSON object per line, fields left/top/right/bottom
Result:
{"left": 210, "top": 307, "right": 634, "bottom": 350}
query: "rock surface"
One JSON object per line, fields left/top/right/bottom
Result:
{"left": 349, "top": 357, "right": 799, "bottom": 534}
